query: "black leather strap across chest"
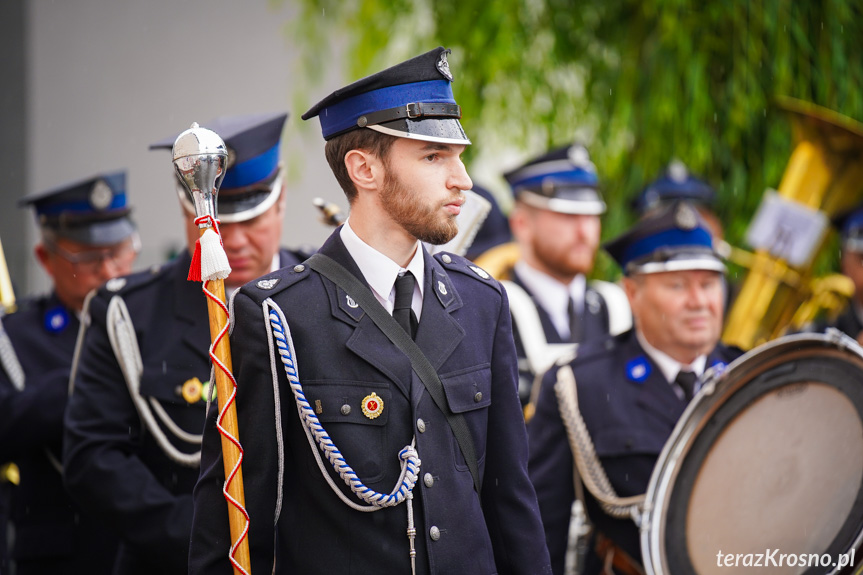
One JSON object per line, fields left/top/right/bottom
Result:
{"left": 307, "top": 253, "right": 482, "bottom": 496}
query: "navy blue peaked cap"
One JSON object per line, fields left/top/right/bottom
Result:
{"left": 835, "top": 204, "right": 863, "bottom": 252}
{"left": 604, "top": 201, "right": 725, "bottom": 275}
{"left": 19, "top": 170, "right": 135, "bottom": 245}
{"left": 150, "top": 112, "right": 288, "bottom": 223}
{"left": 302, "top": 47, "right": 470, "bottom": 145}
{"left": 632, "top": 159, "right": 716, "bottom": 215}
{"left": 504, "top": 144, "right": 605, "bottom": 215}
{"left": 465, "top": 185, "right": 512, "bottom": 261}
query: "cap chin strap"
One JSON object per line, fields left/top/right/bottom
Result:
{"left": 367, "top": 124, "right": 472, "bottom": 146}
{"left": 175, "top": 168, "right": 284, "bottom": 224}
{"left": 518, "top": 190, "right": 606, "bottom": 215}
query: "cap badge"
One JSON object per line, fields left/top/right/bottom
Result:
{"left": 90, "top": 180, "right": 113, "bottom": 210}
{"left": 626, "top": 356, "right": 652, "bottom": 383}
{"left": 44, "top": 306, "right": 69, "bottom": 333}
{"left": 106, "top": 278, "right": 126, "bottom": 292}
{"left": 567, "top": 145, "right": 593, "bottom": 169}
{"left": 436, "top": 49, "right": 453, "bottom": 82}
{"left": 674, "top": 202, "right": 698, "bottom": 230}
{"left": 438, "top": 281, "right": 447, "bottom": 296}
{"left": 668, "top": 159, "right": 689, "bottom": 183}
{"left": 361, "top": 392, "right": 384, "bottom": 419}
{"left": 257, "top": 278, "right": 279, "bottom": 290}
{"left": 181, "top": 377, "right": 203, "bottom": 404}
{"left": 346, "top": 295, "right": 359, "bottom": 309}
{"left": 469, "top": 265, "right": 490, "bottom": 280}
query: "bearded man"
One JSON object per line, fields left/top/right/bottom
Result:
{"left": 189, "top": 47, "right": 552, "bottom": 575}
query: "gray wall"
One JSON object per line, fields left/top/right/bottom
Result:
{"left": 6, "top": 0, "right": 344, "bottom": 297}
{"left": 0, "top": 0, "right": 28, "bottom": 298}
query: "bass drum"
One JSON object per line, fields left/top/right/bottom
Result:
{"left": 642, "top": 331, "right": 863, "bottom": 575}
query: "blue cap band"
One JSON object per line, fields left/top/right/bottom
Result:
{"left": 843, "top": 210, "right": 863, "bottom": 238}
{"left": 319, "top": 79, "right": 456, "bottom": 139}
{"left": 37, "top": 192, "right": 127, "bottom": 216}
{"left": 221, "top": 142, "right": 280, "bottom": 189}
{"left": 621, "top": 227, "right": 713, "bottom": 268}
{"left": 510, "top": 167, "right": 598, "bottom": 191}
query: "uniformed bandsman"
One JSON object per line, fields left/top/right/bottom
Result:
{"left": 528, "top": 201, "right": 743, "bottom": 575}
{"left": 0, "top": 171, "right": 137, "bottom": 574}
{"left": 504, "top": 145, "right": 630, "bottom": 408}
{"left": 189, "top": 47, "right": 552, "bottom": 574}
{"left": 822, "top": 205, "right": 863, "bottom": 344}
{"left": 632, "top": 159, "right": 723, "bottom": 239}
{"left": 62, "top": 112, "right": 309, "bottom": 575}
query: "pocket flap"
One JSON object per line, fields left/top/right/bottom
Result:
{"left": 302, "top": 381, "right": 391, "bottom": 426}
{"left": 439, "top": 364, "right": 492, "bottom": 414}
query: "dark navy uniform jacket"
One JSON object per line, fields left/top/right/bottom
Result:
{"left": 0, "top": 293, "right": 118, "bottom": 574}
{"left": 509, "top": 271, "right": 616, "bottom": 405}
{"left": 527, "top": 329, "right": 742, "bottom": 575}
{"left": 827, "top": 304, "right": 863, "bottom": 341}
{"left": 63, "top": 249, "right": 303, "bottom": 575}
{"left": 189, "top": 231, "right": 552, "bottom": 575}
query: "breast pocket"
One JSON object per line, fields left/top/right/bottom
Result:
{"left": 439, "top": 364, "right": 491, "bottom": 470}
{"left": 301, "top": 380, "right": 392, "bottom": 483}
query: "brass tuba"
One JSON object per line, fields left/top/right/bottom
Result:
{"left": 722, "top": 97, "right": 863, "bottom": 350}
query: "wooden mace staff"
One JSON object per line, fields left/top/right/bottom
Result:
{"left": 173, "top": 123, "right": 251, "bottom": 575}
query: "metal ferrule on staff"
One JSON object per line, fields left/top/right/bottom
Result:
{"left": 173, "top": 123, "right": 251, "bottom": 575}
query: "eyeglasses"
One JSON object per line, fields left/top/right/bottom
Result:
{"left": 46, "top": 235, "right": 140, "bottom": 274}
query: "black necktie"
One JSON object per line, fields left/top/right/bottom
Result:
{"left": 393, "top": 272, "right": 418, "bottom": 339}
{"left": 567, "top": 296, "right": 581, "bottom": 343}
{"left": 675, "top": 370, "right": 698, "bottom": 401}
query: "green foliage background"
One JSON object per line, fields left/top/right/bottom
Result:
{"left": 284, "top": 0, "right": 863, "bottom": 279}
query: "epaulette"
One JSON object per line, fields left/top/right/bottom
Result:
{"left": 434, "top": 252, "right": 502, "bottom": 294}
{"left": 97, "top": 262, "right": 169, "bottom": 299}
{"left": 239, "top": 262, "right": 311, "bottom": 302}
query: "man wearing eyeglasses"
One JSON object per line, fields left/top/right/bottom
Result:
{"left": 0, "top": 170, "right": 136, "bottom": 574}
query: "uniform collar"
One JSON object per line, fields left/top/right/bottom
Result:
{"left": 340, "top": 219, "right": 425, "bottom": 316}
{"left": 514, "top": 260, "right": 585, "bottom": 339}
{"left": 635, "top": 327, "right": 706, "bottom": 384}
{"left": 226, "top": 252, "right": 282, "bottom": 298}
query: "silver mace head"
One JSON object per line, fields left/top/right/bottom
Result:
{"left": 172, "top": 122, "right": 228, "bottom": 227}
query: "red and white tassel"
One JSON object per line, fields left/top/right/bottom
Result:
{"left": 198, "top": 228, "right": 231, "bottom": 281}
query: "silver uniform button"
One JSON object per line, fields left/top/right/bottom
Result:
{"left": 429, "top": 526, "right": 441, "bottom": 541}
{"left": 293, "top": 264, "right": 305, "bottom": 273}
{"left": 424, "top": 473, "right": 434, "bottom": 488}
{"left": 441, "top": 254, "right": 452, "bottom": 264}
{"left": 340, "top": 404, "right": 351, "bottom": 416}
{"left": 417, "top": 418, "right": 426, "bottom": 433}
{"left": 474, "top": 392, "right": 483, "bottom": 403}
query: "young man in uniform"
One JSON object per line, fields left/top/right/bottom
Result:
{"left": 504, "top": 145, "right": 630, "bottom": 409}
{"left": 63, "top": 112, "right": 308, "bottom": 575}
{"left": 0, "top": 171, "right": 137, "bottom": 573}
{"left": 190, "top": 47, "right": 552, "bottom": 574}
{"left": 528, "top": 201, "right": 742, "bottom": 575}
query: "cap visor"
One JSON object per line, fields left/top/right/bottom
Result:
{"left": 368, "top": 118, "right": 471, "bottom": 145}
{"left": 58, "top": 217, "right": 136, "bottom": 246}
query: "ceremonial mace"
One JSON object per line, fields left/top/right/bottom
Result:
{"left": 173, "top": 124, "right": 251, "bottom": 575}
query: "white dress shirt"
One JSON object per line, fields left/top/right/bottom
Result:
{"left": 635, "top": 328, "right": 707, "bottom": 400}
{"left": 340, "top": 219, "right": 424, "bottom": 320}
{"left": 514, "top": 260, "right": 586, "bottom": 340}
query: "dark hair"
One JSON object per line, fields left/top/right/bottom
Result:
{"left": 324, "top": 128, "right": 396, "bottom": 203}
